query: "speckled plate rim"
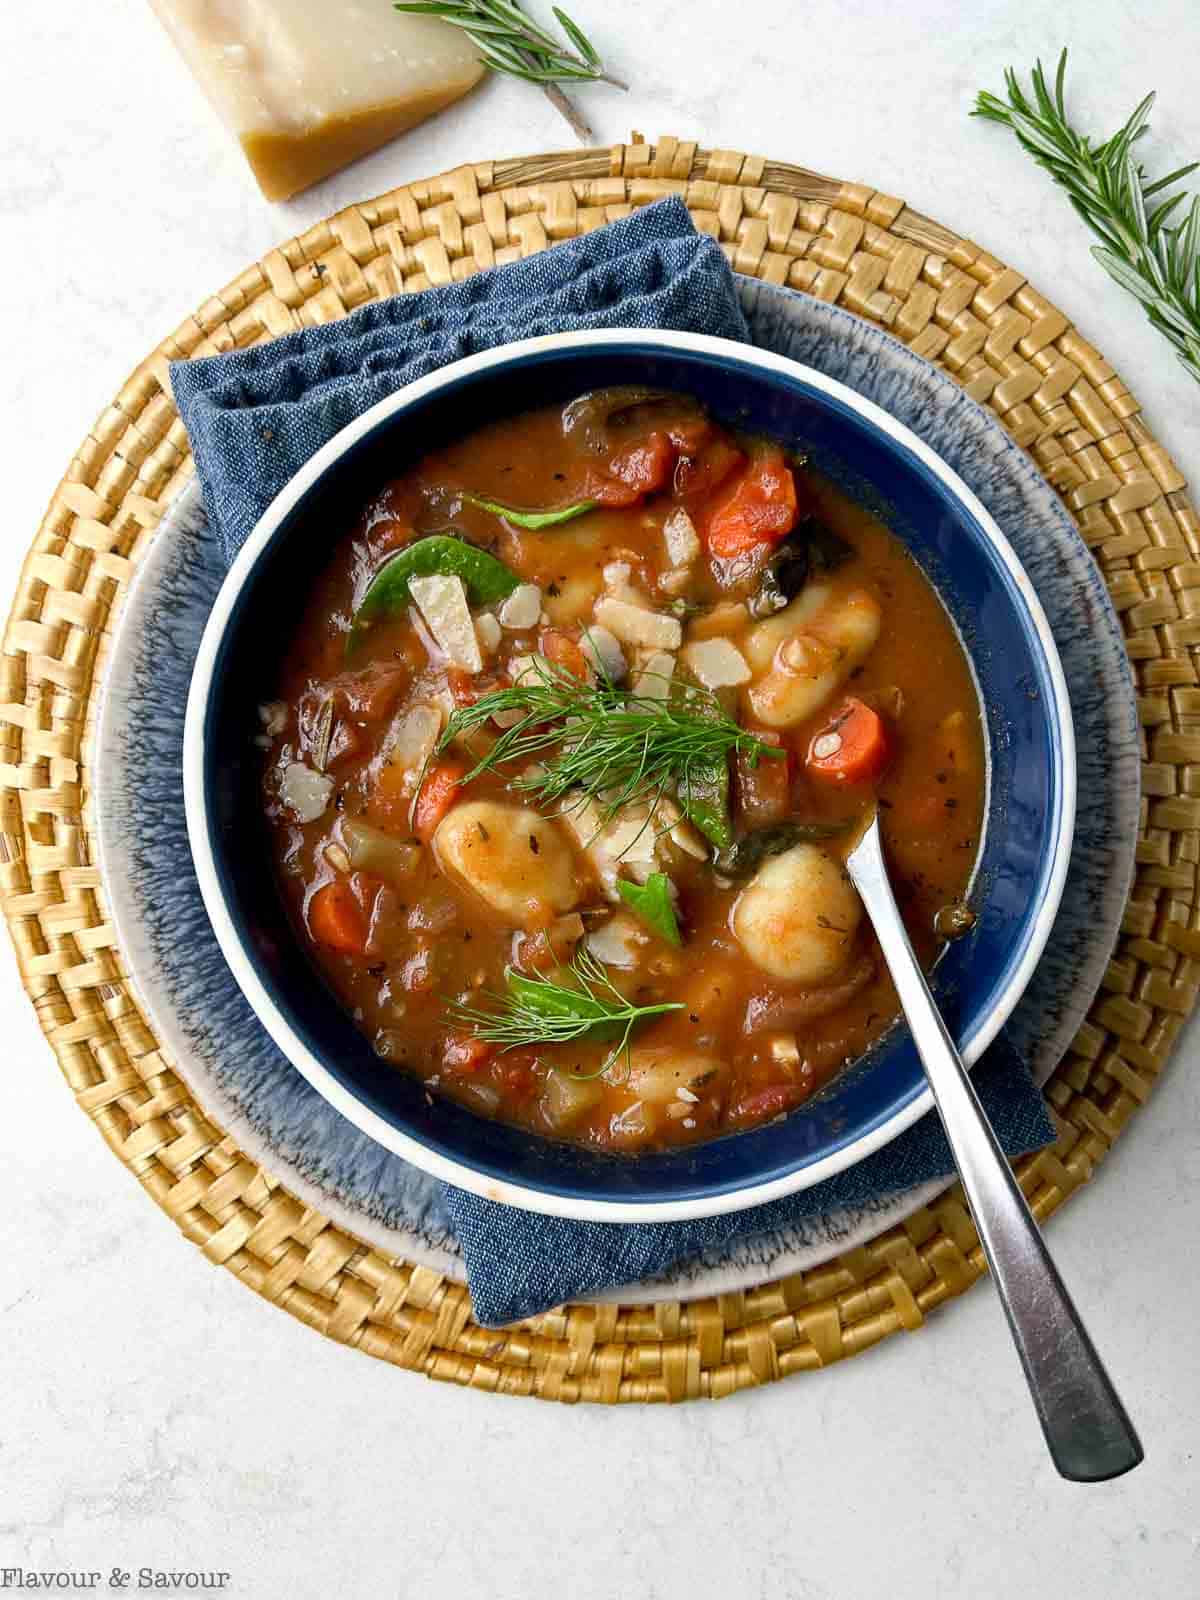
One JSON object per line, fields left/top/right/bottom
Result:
{"left": 93, "top": 283, "right": 1137, "bottom": 1297}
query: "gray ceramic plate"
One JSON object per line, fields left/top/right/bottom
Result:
{"left": 94, "top": 280, "right": 1139, "bottom": 1304}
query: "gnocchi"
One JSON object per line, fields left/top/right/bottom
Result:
{"left": 433, "top": 801, "right": 581, "bottom": 927}
{"left": 732, "top": 842, "right": 863, "bottom": 983}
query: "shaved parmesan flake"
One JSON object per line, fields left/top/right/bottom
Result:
{"left": 632, "top": 650, "right": 675, "bottom": 701}
{"left": 680, "top": 637, "right": 752, "bottom": 689}
{"left": 594, "top": 597, "right": 682, "bottom": 652}
{"left": 409, "top": 574, "right": 482, "bottom": 672}
{"left": 579, "top": 625, "right": 626, "bottom": 683}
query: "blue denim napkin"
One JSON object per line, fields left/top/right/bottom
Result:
{"left": 173, "top": 197, "right": 1056, "bottom": 1326}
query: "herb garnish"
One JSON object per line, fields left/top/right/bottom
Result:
{"left": 974, "top": 50, "right": 1200, "bottom": 384}
{"left": 396, "top": 0, "right": 623, "bottom": 87}
{"left": 464, "top": 493, "right": 597, "bottom": 530}
{"left": 437, "top": 655, "right": 784, "bottom": 833}
{"left": 450, "top": 947, "right": 682, "bottom": 1075}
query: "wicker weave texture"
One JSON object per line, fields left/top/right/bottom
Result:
{"left": 3, "top": 136, "right": 1195, "bottom": 1403}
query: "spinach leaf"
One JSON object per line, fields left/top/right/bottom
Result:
{"left": 715, "top": 817, "right": 853, "bottom": 880}
{"left": 617, "top": 872, "right": 683, "bottom": 946}
{"left": 347, "top": 535, "right": 518, "bottom": 653}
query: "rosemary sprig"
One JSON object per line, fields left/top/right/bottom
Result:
{"left": 973, "top": 50, "right": 1200, "bottom": 383}
{"left": 450, "top": 947, "right": 683, "bottom": 1075}
{"left": 394, "top": 0, "right": 625, "bottom": 88}
{"left": 437, "top": 655, "right": 783, "bottom": 829}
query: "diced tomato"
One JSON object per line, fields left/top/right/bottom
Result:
{"left": 704, "top": 449, "right": 799, "bottom": 560}
{"left": 412, "top": 760, "right": 467, "bottom": 843}
{"left": 443, "top": 1034, "right": 493, "bottom": 1075}
{"left": 674, "top": 434, "right": 745, "bottom": 500}
{"left": 728, "top": 1083, "right": 804, "bottom": 1127}
{"left": 308, "top": 879, "right": 370, "bottom": 957}
{"left": 587, "top": 431, "right": 675, "bottom": 506}
{"left": 806, "top": 698, "right": 891, "bottom": 785}
{"left": 447, "top": 668, "right": 503, "bottom": 708}
{"left": 495, "top": 1050, "right": 540, "bottom": 1103}
{"left": 539, "top": 628, "right": 590, "bottom": 680}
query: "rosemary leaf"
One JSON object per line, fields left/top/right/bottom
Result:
{"left": 395, "top": 0, "right": 625, "bottom": 89}
{"left": 973, "top": 50, "right": 1200, "bottom": 384}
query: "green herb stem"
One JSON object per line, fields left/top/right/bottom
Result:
{"left": 973, "top": 50, "right": 1200, "bottom": 383}
{"left": 437, "top": 655, "right": 783, "bottom": 831}
{"left": 394, "top": 1, "right": 625, "bottom": 89}
{"left": 450, "top": 947, "right": 682, "bottom": 1075}
{"left": 464, "top": 492, "right": 597, "bottom": 529}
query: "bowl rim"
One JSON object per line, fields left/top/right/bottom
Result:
{"left": 183, "top": 326, "right": 1076, "bottom": 1222}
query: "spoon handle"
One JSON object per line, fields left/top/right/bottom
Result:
{"left": 847, "top": 818, "right": 1142, "bottom": 1483}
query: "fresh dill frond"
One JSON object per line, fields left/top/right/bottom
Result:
{"left": 436, "top": 654, "right": 783, "bottom": 829}
{"left": 974, "top": 49, "right": 1200, "bottom": 383}
{"left": 449, "top": 946, "right": 683, "bottom": 1076}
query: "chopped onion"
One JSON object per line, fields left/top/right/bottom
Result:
{"left": 663, "top": 507, "right": 700, "bottom": 566}
{"left": 541, "top": 1071, "right": 602, "bottom": 1131}
{"left": 342, "top": 817, "right": 421, "bottom": 882}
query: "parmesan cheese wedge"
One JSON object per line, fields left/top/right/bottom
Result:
{"left": 149, "top": 0, "right": 485, "bottom": 201}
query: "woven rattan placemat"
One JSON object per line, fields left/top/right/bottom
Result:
{"left": 4, "top": 136, "right": 1195, "bottom": 1402}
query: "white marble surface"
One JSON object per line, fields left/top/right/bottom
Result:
{"left": 2, "top": 2, "right": 1199, "bottom": 1594}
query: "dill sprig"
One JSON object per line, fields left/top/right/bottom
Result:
{"left": 394, "top": 0, "right": 625, "bottom": 88}
{"left": 437, "top": 655, "right": 782, "bottom": 828}
{"left": 450, "top": 947, "right": 683, "bottom": 1075}
{"left": 973, "top": 49, "right": 1200, "bottom": 383}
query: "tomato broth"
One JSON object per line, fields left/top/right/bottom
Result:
{"left": 261, "top": 389, "right": 985, "bottom": 1153}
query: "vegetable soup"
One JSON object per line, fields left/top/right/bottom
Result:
{"left": 260, "top": 388, "right": 985, "bottom": 1153}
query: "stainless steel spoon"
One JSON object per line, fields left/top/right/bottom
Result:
{"left": 846, "top": 814, "right": 1143, "bottom": 1482}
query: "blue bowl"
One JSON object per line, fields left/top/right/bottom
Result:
{"left": 184, "top": 330, "right": 1074, "bottom": 1222}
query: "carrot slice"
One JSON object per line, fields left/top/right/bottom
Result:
{"left": 412, "top": 759, "right": 466, "bottom": 842}
{"left": 806, "top": 698, "right": 890, "bottom": 785}
{"left": 704, "top": 449, "right": 799, "bottom": 559}
{"left": 539, "top": 628, "right": 590, "bottom": 680}
{"left": 308, "top": 879, "right": 370, "bottom": 956}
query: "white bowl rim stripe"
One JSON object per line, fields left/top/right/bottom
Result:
{"left": 183, "top": 327, "right": 1077, "bottom": 1224}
